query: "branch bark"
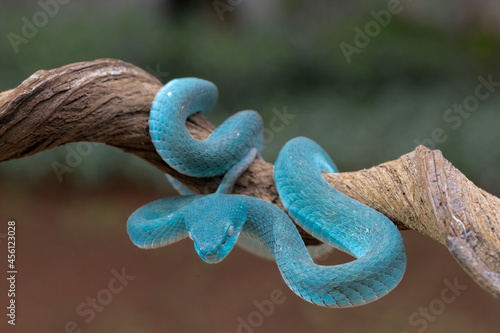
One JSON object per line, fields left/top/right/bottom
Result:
{"left": 1, "top": 58, "right": 499, "bottom": 299}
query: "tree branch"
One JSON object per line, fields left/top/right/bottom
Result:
{"left": 1, "top": 58, "right": 499, "bottom": 299}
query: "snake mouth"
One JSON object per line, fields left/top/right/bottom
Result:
{"left": 194, "top": 243, "right": 224, "bottom": 264}
{"left": 199, "top": 251, "right": 223, "bottom": 264}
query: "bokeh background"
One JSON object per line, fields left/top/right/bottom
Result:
{"left": 1, "top": 0, "right": 500, "bottom": 332}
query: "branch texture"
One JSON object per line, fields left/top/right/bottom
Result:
{"left": 1, "top": 59, "right": 499, "bottom": 299}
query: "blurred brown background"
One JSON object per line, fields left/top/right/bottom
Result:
{"left": 1, "top": 0, "right": 500, "bottom": 332}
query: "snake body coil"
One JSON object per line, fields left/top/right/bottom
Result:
{"left": 127, "top": 78, "right": 407, "bottom": 307}
{"left": 149, "top": 78, "right": 263, "bottom": 177}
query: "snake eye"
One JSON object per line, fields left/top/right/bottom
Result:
{"left": 227, "top": 225, "right": 234, "bottom": 237}
{"left": 188, "top": 231, "right": 193, "bottom": 240}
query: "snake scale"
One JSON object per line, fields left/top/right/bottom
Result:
{"left": 127, "top": 78, "right": 407, "bottom": 307}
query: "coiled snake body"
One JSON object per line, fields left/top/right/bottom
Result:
{"left": 127, "top": 78, "right": 406, "bottom": 307}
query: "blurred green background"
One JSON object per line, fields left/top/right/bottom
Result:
{"left": 1, "top": 0, "right": 499, "bottom": 193}
{"left": 0, "top": 1, "right": 499, "bottom": 333}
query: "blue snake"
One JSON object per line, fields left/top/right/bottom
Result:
{"left": 127, "top": 78, "right": 407, "bottom": 307}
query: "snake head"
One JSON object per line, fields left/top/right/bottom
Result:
{"left": 184, "top": 194, "right": 247, "bottom": 264}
